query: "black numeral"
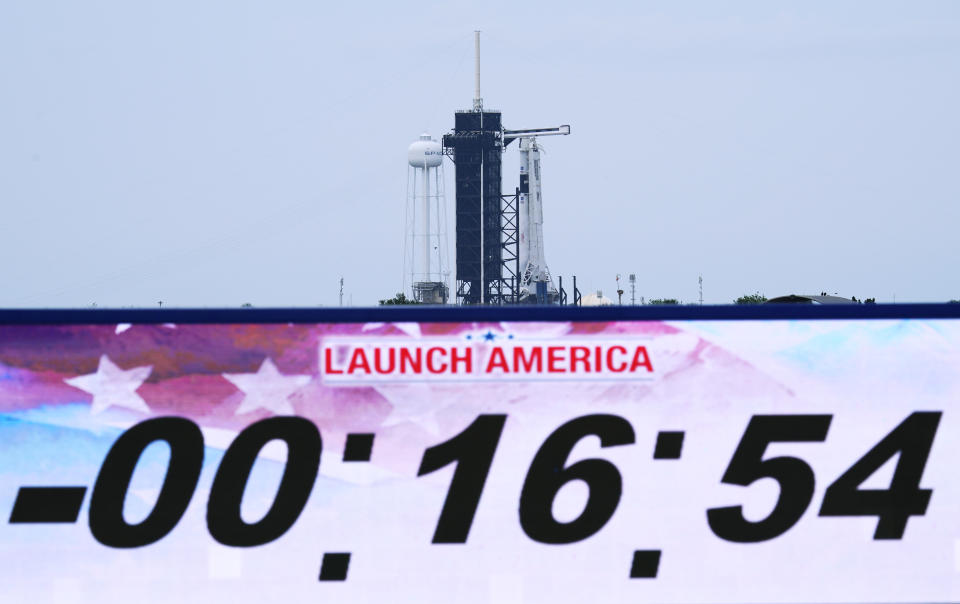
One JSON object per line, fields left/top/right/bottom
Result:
{"left": 89, "top": 417, "right": 204, "bottom": 548}
{"left": 708, "top": 415, "right": 832, "bottom": 543}
{"left": 819, "top": 411, "right": 941, "bottom": 539}
{"left": 520, "top": 414, "right": 635, "bottom": 544}
{"left": 417, "top": 415, "right": 506, "bottom": 543}
{"left": 207, "top": 417, "right": 321, "bottom": 547}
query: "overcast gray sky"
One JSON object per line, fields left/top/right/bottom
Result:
{"left": 2, "top": 1, "right": 958, "bottom": 307}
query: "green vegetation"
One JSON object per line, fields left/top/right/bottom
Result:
{"left": 379, "top": 293, "right": 420, "bottom": 305}
{"left": 734, "top": 292, "right": 767, "bottom": 305}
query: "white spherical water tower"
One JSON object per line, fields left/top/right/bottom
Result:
{"left": 405, "top": 134, "right": 449, "bottom": 303}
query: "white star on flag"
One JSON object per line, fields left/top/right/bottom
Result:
{"left": 65, "top": 355, "right": 152, "bottom": 415}
{"left": 377, "top": 384, "right": 444, "bottom": 435}
{"left": 392, "top": 322, "right": 421, "bottom": 338}
{"left": 223, "top": 358, "right": 311, "bottom": 416}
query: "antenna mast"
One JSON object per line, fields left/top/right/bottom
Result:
{"left": 473, "top": 30, "right": 482, "bottom": 111}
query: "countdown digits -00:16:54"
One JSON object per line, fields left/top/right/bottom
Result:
{"left": 11, "top": 410, "right": 941, "bottom": 580}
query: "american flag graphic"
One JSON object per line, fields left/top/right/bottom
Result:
{"left": 0, "top": 319, "right": 758, "bottom": 474}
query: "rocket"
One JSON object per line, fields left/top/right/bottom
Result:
{"left": 506, "top": 125, "right": 569, "bottom": 303}
{"left": 518, "top": 137, "right": 557, "bottom": 302}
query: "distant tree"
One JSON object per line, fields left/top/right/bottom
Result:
{"left": 647, "top": 298, "right": 680, "bottom": 305}
{"left": 241, "top": 302, "right": 253, "bottom": 308}
{"left": 734, "top": 292, "right": 767, "bottom": 305}
{"left": 864, "top": 298, "right": 877, "bottom": 304}
{"left": 379, "top": 292, "right": 420, "bottom": 305}
{"left": 950, "top": 299, "right": 960, "bottom": 304}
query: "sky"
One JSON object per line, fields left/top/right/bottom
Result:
{"left": 1, "top": 1, "right": 958, "bottom": 307}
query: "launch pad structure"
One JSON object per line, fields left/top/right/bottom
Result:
{"left": 442, "top": 32, "right": 569, "bottom": 305}
{"left": 443, "top": 109, "right": 507, "bottom": 305}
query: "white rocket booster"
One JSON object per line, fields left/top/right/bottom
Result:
{"left": 518, "top": 137, "right": 558, "bottom": 301}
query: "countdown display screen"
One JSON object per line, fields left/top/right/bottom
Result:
{"left": 2, "top": 307, "right": 959, "bottom": 604}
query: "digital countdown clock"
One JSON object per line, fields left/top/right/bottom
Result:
{"left": 1, "top": 305, "right": 958, "bottom": 604}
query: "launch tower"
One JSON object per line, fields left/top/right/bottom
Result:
{"left": 443, "top": 32, "right": 569, "bottom": 305}
{"left": 442, "top": 33, "right": 506, "bottom": 304}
